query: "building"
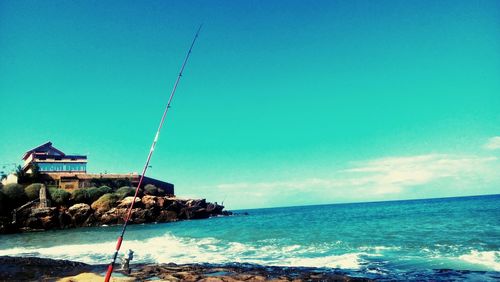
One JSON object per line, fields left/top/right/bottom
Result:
{"left": 20, "top": 142, "right": 174, "bottom": 195}
{"left": 23, "top": 142, "right": 87, "bottom": 174}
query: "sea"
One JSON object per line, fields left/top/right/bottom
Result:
{"left": 0, "top": 194, "right": 499, "bottom": 281}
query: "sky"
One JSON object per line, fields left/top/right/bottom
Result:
{"left": 0, "top": 0, "right": 499, "bottom": 209}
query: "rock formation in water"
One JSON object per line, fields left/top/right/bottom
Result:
{"left": 0, "top": 196, "right": 230, "bottom": 234}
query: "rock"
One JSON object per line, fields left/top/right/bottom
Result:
{"left": 142, "top": 195, "right": 158, "bottom": 209}
{"left": 130, "top": 208, "right": 148, "bottom": 224}
{"left": 192, "top": 208, "right": 210, "bottom": 219}
{"left": 58, "top": 211, "right": 72, "bottom": 228}
{"left": 156, "top": 197, "right": 166, "bottom": 208}
{"left": 156, "top": 210, "right": 178, "bottom": 222}
{"left": 117, "top": 197, "right": 143, "bottom": 209}
{"left": 159, "top": 274, "right": 180, "bottom": 281}
{"left": 165, "top": 200, "right": 182, "bottom": 213}
{"left": 2, "top": 192, "right": 231, "bottom": 233}
{"left": 25, "top": 217, "right": 41, "bottom": 229}
{"left": 83, "top": 213, "right": 98, "bottom": 226}
{"left": 198, "top": 278, "right": 224, "bottom": 282}
{"left": 23, "top": 208, "right": 58, "bottom": 230}
{"left": 99, "top": 208, "right": 120, "bottom": 225}
{"left": 91, "top": 193, "right": 119, "bottom": 214}
{"left": 178, "top": 207, "right": 193, "bottom": 220}
{"left": 173, "top": 271, "right": 199, "bottom": 281}
{"left": 40, "top": 215, "right": 58, "bottom": 229}
{"left": 68, "top": 204, "right": 91, "bottom": 226}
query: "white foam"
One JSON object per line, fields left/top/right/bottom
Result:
{"left": 458, "top": 250, "right": 500, "bottom": 271}
{"left": 0, "top": 232, "right": 364, "bottom": 269}
{"left": 283, "top": 253, "right": 363, "bottom": 269}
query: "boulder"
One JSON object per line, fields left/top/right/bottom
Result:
{"left": 68, "top": 203, "right": 91, "bottom": 226}
{"left": 130, "top": 208, "right": 148, "bottom": 224}
{"left": 58, "top": 211, "right": 72, "bottom": 228}
{"left": 100, "top": 207, "right": 131, "bottom": 225}
{"left": 156, "top": 210, "right": 178, "bottom": 222}
{"left": 141, "top": 195, "right": 158, "bottom": 209}
{"left": 192, "top": 208, "right": 210, "bottom": 219}
{"left": 24, "top": 207, "right": 58, "bottom": 230}
{"left": 91, "top": 193, "right": 119, "bottom": 214}
{"left": 117, "top": 197, "right": 143, "bottom": 209}
{"left": 156, "top": 197, "right": 166, "bottom": 208}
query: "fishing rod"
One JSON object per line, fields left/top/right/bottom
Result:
{"left": 104, "top": 24, "right": 202, "bottom": 282}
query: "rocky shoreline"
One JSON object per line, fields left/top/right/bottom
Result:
{"left": 0, "top": 256, "right": 372, "bottom": 281}
{"left": 0, "top": 196, "right": 231, "bottom": 234}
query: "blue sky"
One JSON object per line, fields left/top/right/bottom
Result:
{"left": 1, "top": 1, "right": 499, "bottom": 209}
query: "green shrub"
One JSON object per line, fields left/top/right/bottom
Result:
{"left": 91, "top": 193, "right": 119, "bottom": 213}
{"left": 115, "top": 186, "right": 136, "bottom": 200}
{"left": 24, "top": 183, "right": 44, "bottom": 200}
{"left": 71, "top": 186, "right": 114, "bottom": 204}
{"left": 2, "top": 183, "right": 27, "bottom": 208}
{"left": 87, "top": 186, "right": 110, "bottom": 202}
{"left": 48, "top": 188, "right": 71, "bottom": 206}
{"left": 71, "top": 188, "right": 90, "bottom": 204}
{"left": 144, "top": 184, "right": 158, "bottom": 196}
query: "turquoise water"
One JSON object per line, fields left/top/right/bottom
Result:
{"left": 0, "top": 195, "right": 499, "bottom": 280}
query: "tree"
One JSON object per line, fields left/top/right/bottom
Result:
{"left": 15, "top": 165, "right": 28, "bottom": 184}
{"left": 30, "top": 163, "right": 42, "bottom": 183}
{"left": 2, "top": 183, "right": 27, "bottom": 208}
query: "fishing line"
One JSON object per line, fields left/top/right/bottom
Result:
{"left": 104, "top": 24, "right": 202, "bottom": 282}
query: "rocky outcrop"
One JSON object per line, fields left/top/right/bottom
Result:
{"left": 0, "top": 196, "right": 231, "bottom": 234}
{"left": 0, "top": 256, "right": 372, "bottom": 282}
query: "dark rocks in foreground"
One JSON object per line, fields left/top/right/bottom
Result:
{"left": 0, "top": 256, "right": 372, "bottom": 282}
{"left": 134, "top": 263, "right": 373, "bottom": 282}
{"left": 0, "top": 196, "right": 231, "bottom": 234}
{"left": 0, "top": 256, "right": 91, "bottom": 281}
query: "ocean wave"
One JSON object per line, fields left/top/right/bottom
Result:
{"left": 282, "top": 253, "right": 363, "bottom": 269}
{"left": 4, "top": 232, "right": 496, "bottom": 272}
{"left": 458, "top": 250, "right": 500, "bottom": 271}
{"left": 0, "top": 232, "right": 366, "bottom": 269}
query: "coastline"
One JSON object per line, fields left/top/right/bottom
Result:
{"left": 2, "top": 256, "right": 499, "bottom": 282}
{"left": 0, "top": 256, "right": 372, "bottom": 281}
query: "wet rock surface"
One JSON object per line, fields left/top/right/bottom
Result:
{"left": 0, "top": 256, "right": 92, "bottom": 281}
{"left": 0, "top": 256, "right": 371, "bottom": 281}
{"left": 132, "top": 263, "right": 373, "bottom": 282}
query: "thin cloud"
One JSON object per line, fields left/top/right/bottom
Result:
{"left": 484, "top": 136, "right": 500, "bottom": 150}
{"left": 213, "top": 153, "right": 498, "bottom": 204}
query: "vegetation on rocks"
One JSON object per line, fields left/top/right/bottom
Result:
{"left": 144, "top": 184, "right": 165, "bottom": 196}
{"left": 0, "top": 176, "right": 230, "bottom": 234}
{"left": 71, "top": 186, "right": 113, "bottom": 204}
{"left": 91, "top": 193, "right": 120, "bottom": 213}
{"left": 70, "top": 188, "right": 89, "bottom": 204}
{"left": 24, "top": 183, "right": 44, "bottom": 200}
{"left": 115, "top": 186, "right": 136, "bottom": 199}
{"left": 144, "top": 184, "right": 158, "bottom": 195}
{"left": 48, "top": 187, "right": 71, "bottom": 206}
